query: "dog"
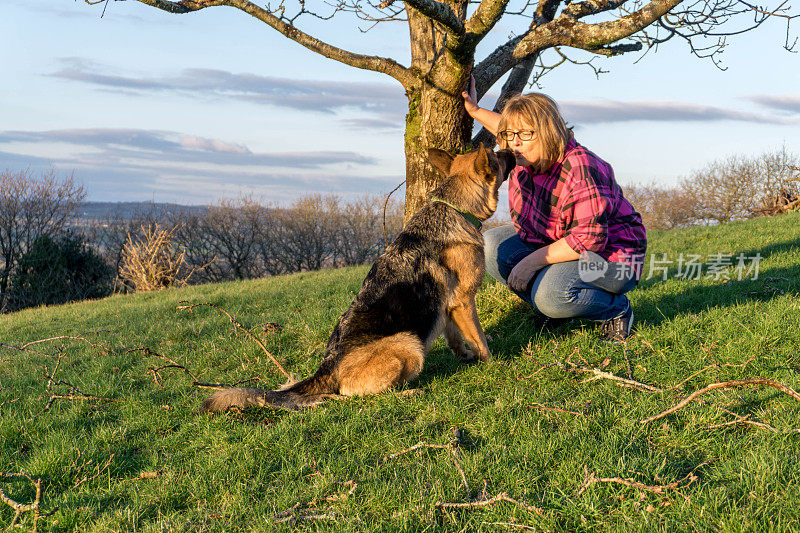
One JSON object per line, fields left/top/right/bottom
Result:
{"left": 200, "top": 145, "right": 516, "bottom": 413}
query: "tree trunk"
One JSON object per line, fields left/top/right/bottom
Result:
{"left": 402, "top": 2, "right": 472, "bottom": 222}
{"left": 403, "top": 86, "right": 473, "bottom": 221}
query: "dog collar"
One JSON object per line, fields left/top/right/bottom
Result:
{"left": 430, "top": 197, "right": 482, "bottom": 231}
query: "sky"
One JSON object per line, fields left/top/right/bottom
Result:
{"left": 1, "top": 0, "right": 798, "bottom": 206}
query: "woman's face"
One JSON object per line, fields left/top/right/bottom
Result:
{"left": 502, "top": 118, "right": 543, "bottom": 169}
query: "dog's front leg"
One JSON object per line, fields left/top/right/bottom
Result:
{"left": 444, "top": 318, "right": 477, "bottom": 362}
{"left": 448, "top": 298, "right": 492, "bottom": 362}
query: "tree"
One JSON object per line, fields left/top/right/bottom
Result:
{"left": 0, "top": 169, "right": 86, "bottom": 311}
{"left": 92, "top": 0, "right": 795, "bottom": 221}
{"left": 8, "top": 233, "right": 112, "bottom": 311}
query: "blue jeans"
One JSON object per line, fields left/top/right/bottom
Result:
{"left": 484, "top": 226, "right": 638, "bottom": 322}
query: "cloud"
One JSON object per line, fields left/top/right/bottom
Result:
{"left": 0, "top": 128, "right": 377, "bottom": 168}
{"left": 746, "top": 94, "right": 800, "bottom": 114}
{"left": 49, "top": 60, "right": 408, "bottom": 121}
{"left": 560, "top": 100, "right": 798, "bottom": 125}
{"left": 0, "top": 128, "right": 392, "bottom": 203}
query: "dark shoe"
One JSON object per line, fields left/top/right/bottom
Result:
{"left": 600, "top": 303, "right": 634, "bottom": 342}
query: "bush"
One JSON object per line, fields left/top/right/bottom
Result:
{"left": 119, "top": 224, "right": 194, "bottom": 292}
{"left": 8, "top": 233, "right": 112, "bottom": 310}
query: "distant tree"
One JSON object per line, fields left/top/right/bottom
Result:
{"left": 334, "top": 195, "right": 400, "bottom": 266}
{"left": 751, "top": 145, "right": 800, "bottom": 215}
{"left": 623, "top": 181, "right": 696, "bottom": 231}
{"left": 8, "top": 233, "right": 112, "bottom": 311}
{"left": 278, "top": 194, "right": 340, "bottom": 272}
{"left": 96, "top": 0, "right": 796, "bottom": 222}
{"left": 625, "top": 147, "right": 800, "bottom": 229}
{"left": 0, "top": 169, "right": 85, "bottom": 311}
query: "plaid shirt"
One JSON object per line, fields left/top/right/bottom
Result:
{"left": 508, "top": 139, "right": 647, "bottom": 276}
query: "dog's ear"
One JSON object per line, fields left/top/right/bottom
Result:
{"left": 473, "top": 144, "right": 492, "bottom": 180}
{"left": 427, "top": 148, "right": 455, "bottom": 177}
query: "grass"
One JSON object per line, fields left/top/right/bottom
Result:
{"left": 2, "top": 211, "right": 800, "bottom": 532}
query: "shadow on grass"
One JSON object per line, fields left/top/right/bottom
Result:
{"left": 464, "top": 237, "right": 800, "bottom": 364}
{"left": 635, "top": 236, "right": 800, "bottom": 327}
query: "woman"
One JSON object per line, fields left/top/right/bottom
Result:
{"left": 463, "top": 84, "right": 646, "bottom": 341}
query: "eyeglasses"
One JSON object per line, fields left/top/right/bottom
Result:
{"left": 498, "top": 130, "right": 536, "bottom": 142}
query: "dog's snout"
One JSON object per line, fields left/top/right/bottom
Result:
{"left": 496, "top": 149, "right": 516, "bottom": 181}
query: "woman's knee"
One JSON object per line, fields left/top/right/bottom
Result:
{"left": 532, "top": 282, "right": 581, "bottom": 319}
{"left": 531, "top": 264, "right": 582, "bottom": 318}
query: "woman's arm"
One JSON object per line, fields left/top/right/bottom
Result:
{"left": 462, "top": 76, "right": 502, "bottom": 135}
{"left": 507, "top": 238, "right": 581, "bottom": 292}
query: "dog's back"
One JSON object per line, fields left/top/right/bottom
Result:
{"left": 200, "top": 146, "right": 515, "bottom": 413}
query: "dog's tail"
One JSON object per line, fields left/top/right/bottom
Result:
{"left": 199, "top": 373, "right": 335, "bottom": 414}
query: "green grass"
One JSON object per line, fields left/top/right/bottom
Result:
{"left": 2, "top": 211, "right": 800, "bottom": 532}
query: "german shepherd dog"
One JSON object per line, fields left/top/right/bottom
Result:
{"left": 200, "top": 145, "right": 515, "bottom": 413}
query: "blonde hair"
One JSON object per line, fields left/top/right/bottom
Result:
{"left": 497, "top": 93, "right": 573, "bottom": 170}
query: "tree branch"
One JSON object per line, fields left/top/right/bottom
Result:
{"left": 132, "top": 0, "right": 416, "bottom": 87}
{"left": 465, "top": 0, "right": 513, "bottom": 44}
{"left": 640, "top": 378, "right": 800, "bottom": 424}
{"left": 476, "top": 0, "right": 684, "bottom": 90}
{"left": 404, "top": 0, "right": 466, "bottom": 35}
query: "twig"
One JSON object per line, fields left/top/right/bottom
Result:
{"left": 43, "top": 353, "right": 116, "bottom": 411}
{"left": 383, "top": 180, "right": 405, "bottom": 247}
{"left": 273, "top": 481, "right": 356, "bottom": 524}
{"left": 565, "top": 361, "right": 663, "bottom": 393}
{"left": 126, "top": 346, "right": 200, "bottom": 387}
{"left": 576, "top": 462, "right": 707, "bottom": 496}
{"left": 72, "top": 454, "right": 115, "bottom": 489}
{"left": 381, "top": 441, "right": 451, "bottom": 463}
{"left": 0, "top": 472, "right": 58, "bottom": 532}
{"left": 528, "top": 403, "right": 584, "bottom": 416}
{"left": 641, "top": 379, "right": 800, "bottom": 424}
{"left": 665, "top": 355, "right": 755, "bottom": 392}
{"left": 482, "top": 521, "right": 537, "bottom": 531}
{"left": 177, "top": 301, "right": 292, "bottom": 381}
{"left": 436, "top": 488, "right": 544, "bottom": 516}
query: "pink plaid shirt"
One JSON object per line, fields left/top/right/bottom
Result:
{"left": 508, "top": 139, "right": 647, "bottom": 276}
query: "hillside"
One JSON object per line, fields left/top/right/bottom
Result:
{"left": 2, "top": 211, "right": 800, "bottom": 531}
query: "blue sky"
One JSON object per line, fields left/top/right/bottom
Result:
{"left": 2, "top": 0, "right": 798, "bottom": 205}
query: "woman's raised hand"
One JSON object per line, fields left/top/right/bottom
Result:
{"left": 462, "top": 75, "right": 480, "bottom": 117}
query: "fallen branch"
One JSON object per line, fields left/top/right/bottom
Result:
{"left": 382, "top": 428, "right": 470, "bottom": 493}
{"left": 177, "top": 301, "right": 292, "bottom": 381}
{"left": 565, "top": 361, "right": 663, "bottom": 393}
{"left": 126, "top": 346, "right": 200, "bottom": 387}
{"left": 576, "top": 462, "right": 707, "bottom": 496}
{"left": 641, "top": 379, "right": 800, "bottom": 424}
{"left": 436, "top": 480, "right": 544, "bottom": 516}
{"left": 665, "top": 355, "right": 755, "bottom": 392}
{"left": 273, "top": 480, "right": 356, "bottom": 524}
{"left": 0, "top": 472, "right": 58, "bottom": 532}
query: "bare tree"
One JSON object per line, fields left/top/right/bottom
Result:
{"left": 90, "top": 0, "right": 796, "bottom": 222}
{"left": 752, "top": 145, "right": 800, "bottom": 214}
{"left": 278, "top": 194, "right": 341, "bottom": 272}
{"left": 335, "top": 195, "right": 389, "bottom": 266}
{"left": 623, "top": 181, "right": 696, "bottom": 230}
{"left": 0, "top": 169, "right": 86, "bottom": 310}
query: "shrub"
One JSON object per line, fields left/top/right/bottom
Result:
{"left": 119, "top": 224, "right": 193, "bottom": 292}
{"left": 8, "top": 233, "right": 112, "bottom": 310}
